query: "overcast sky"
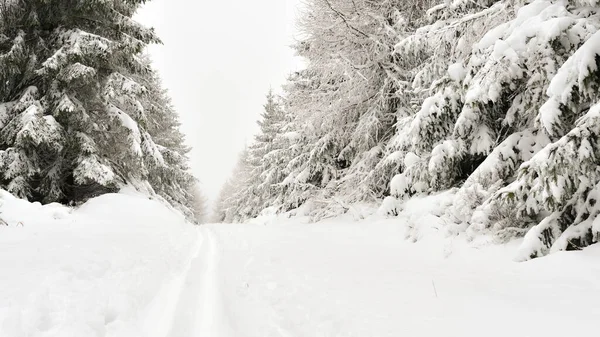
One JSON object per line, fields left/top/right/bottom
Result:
{"left": 135, "top": 0, "right": 302, "bottom": 206}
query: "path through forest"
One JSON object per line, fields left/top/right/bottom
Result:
{"left": 183, "top": 219, "right": 600, "bottom": 337}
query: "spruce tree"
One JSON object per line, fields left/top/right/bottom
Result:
{"left": 215, "top": 92, "right": 293, "bottom": 223}
{"left": 384, "top": 0, "right": 600, "bottom": 258}
{"left": 0, "top": 0, "right": 195, "bottom": 216}
{"left": 213, "top": 148, "right": 252, "bottom": 223}
{"left": 245, "top": 90, "right": 290, "bottom": 215}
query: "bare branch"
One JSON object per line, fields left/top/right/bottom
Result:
{"left": 322, "top": 0, "right": 370, "bottom": 39}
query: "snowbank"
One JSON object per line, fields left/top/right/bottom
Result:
{"left": 0, "top": 188, "right": 198, "bottom": 337}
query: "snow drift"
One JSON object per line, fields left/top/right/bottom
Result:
{"left": 0, "top": 188, "right": 198, "bottom": 337}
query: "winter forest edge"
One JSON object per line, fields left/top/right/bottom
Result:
{"left": 214, "top": 0, "right": 600, "bottom": 261}
{"left": 0, "top": 0, "right": 208, "bottom": 223}
{"left": 2, "top": 0, "right": 600, "bottom": 261}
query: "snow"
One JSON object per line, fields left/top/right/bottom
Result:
{"left": 40, "top": 30, "right": 112, "bottom": 73}
{"left": 447, "top": 62, "right": 466, "bottom": 82}
{"left": 475, "top": 0, "right": 560, "bottom": 51}
{"left": 108, "top": 105, "right": 143, "bottom": 156}
{"left": 429, "top": 139, "right": 462, "bottom": 171}
{"left": 2, "top": 190, "right": 600, "bottom": 336}
{"left": 540, "top": 29, "right": 600, "bottom": 135}
{"left": 141, "top": 132, "right": 165, "bottom": 167}
{"left": 390, "top": 173, "right": 409, "bottom": 198}
{"left": 426, "top": 3, "right": 447, "bottom": 17}
{"left": 0, "top": 188, "right": 197, "bottom": 337}
{"left": 545, "top": 29, "right": 600, "bottom": 101}
{"left": 15, "top": 106, "right": 64, "bottom": 149}
{"left": 58, "top": 63, "right": 97, "bottom": 82}
{"left": 73, "top": 155, "right": 116, "bottom": 186}
{"left": 0, "top": 102, "right": 15, "bottom": 129}
{"left": 403, "top": 151, "right": 420, "bottom": 168}
{"left": 378, "top": 196, "right": 402, "bottom": 216}
{"left": 279, "top": 131, "right": 300, "bottom": 142}
{"left": 55, "top": 95, "right": 76, "bottom": 114}
{"left": 214, "top": 193, "right": 600, "bottom": 337}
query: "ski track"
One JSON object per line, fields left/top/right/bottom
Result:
{"left": 143, "top": 229, "right": 202, "bottom": 337}
{"left": 196, "top": 220, "right": 600, "bottom": 337}
{"left": 196, "top": 227, "right": 220, "bottom": 337}
{"left": 163, "top": 226, "right": 226, "bottom": 337}
{"left": 146, "top": 218, "right": 600, "bottom": 337}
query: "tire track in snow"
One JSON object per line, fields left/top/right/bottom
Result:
{"left": 196, "top": 226, "right": 218, "bottom": 336}
{"left": 143, "top": 229, "right": 203, "bottom": 337}
{"left": 166, "top": 226, "right": 228, "bottom": 337}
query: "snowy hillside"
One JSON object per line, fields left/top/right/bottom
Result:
{"left": 2, "top": 190, "right": 599, "bottom": 337}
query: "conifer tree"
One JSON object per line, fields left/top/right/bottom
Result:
{"left": 384, "top": 0, "right": 600, "bottom": 258}
{"left": 190, "top": 184, "right": 208, "bottom": 224}
{"left": 215, "top": 92, "right": 294, "bottom": 222}
{"left": 245, "top": 90, "right": 290, "bottom": 214}
{"left": 213, "top": 148, "right": 252, "bottom": 223}
{"left": 0, "top": 0, "right": 196, "bottom": 216}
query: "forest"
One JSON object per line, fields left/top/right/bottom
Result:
{"left": 215, "top": 0, "right": 600, "bottom": 260}
{"left": 1, "top": 1, "right": 599, "bottom": 335}
{"left": 1, "top": 0, "right": 600, "bottom": 260}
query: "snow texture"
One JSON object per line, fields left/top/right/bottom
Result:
{"left": 2, "top": 190, "right": 600, "bottom": 336}
{"left": 0, "top": 188, "right": 198, "bottom": 337}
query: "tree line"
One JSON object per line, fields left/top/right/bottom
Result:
{"left": 215, "top": 0, "right": 600, "bottom": 259}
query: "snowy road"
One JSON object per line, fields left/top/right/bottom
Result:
{"left": 193, "top": 219, "right": 600, "bottom": 337}
{"left": 1, "top": 190, "right": 600, "bottom": 337}
{"left": 162, "top": 227, "right": 222, "bottom": 337}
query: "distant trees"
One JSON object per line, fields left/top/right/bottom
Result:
{"left": 218, "top": 0, "right": 429, "bottom": 220}
{"left": 213, "top": 91, "right": 292, "bottom": 223}
{"left": 0, "top": 0, "right": 197, "bottom": 218}
{"left": 213, "top": 148, "right": 252, "bottom": 223}
{"left": 190, "top": 184, "right": 209, "bottom": 224}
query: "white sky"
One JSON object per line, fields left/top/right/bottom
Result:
{"left": 135, "top": 0, "right": 302, "bottom": 206}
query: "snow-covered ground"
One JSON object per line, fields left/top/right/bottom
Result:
{"left": 1, "top": 190, "right": 599, "bottom": 336}
{"left": 0, "top": 189, "right": 199, "bottom": 337}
